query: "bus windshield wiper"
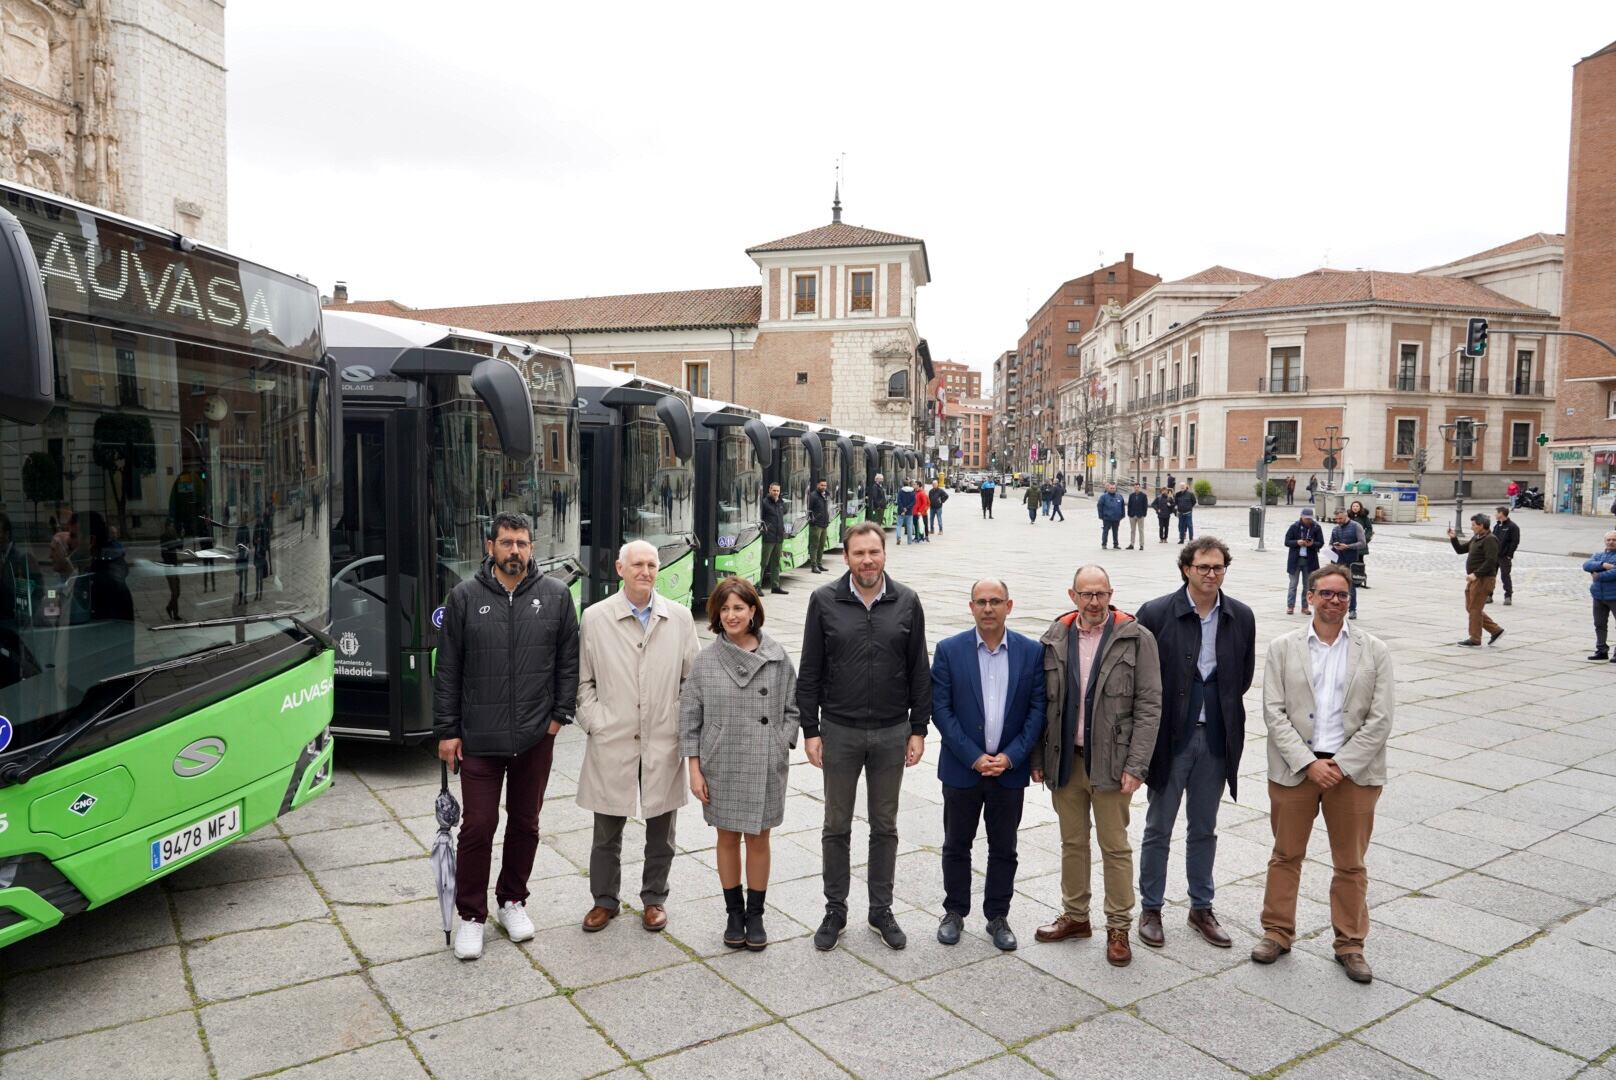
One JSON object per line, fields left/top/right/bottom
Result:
{"left": 0, "top": 640, "right": 249, "bottom": 789}
{"left": 148, "top": 605, "right": 307, "bottom": 632}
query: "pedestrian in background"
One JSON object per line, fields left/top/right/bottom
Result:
{"left": 435, "top": 512, "right": 579, "bottom": 960}
{"left": 1284, "top": 507, "right": 1325, "bottom": 615}
{"left": 1507, "top": 479, "right": 1520, "bottom": 509}
{"left": 1040, "top": 479, "right": 1054, "bottom": 518}
{"left": 577, "top": 541, "right": 700, "bottom": 933}
{"left": 1306, "top": 474, "right": 1319, "bottom": 502}
{"left": 1125, "top": 482, "right": 1148, "bottom": 550}
{"left": 1253, "top": 564, "right": 1394, "bottom": 984}
{"left": 980, "top": 476, "right": 997, "bottom": 519}
{"left": 1285, "top": 475, "right": 1296, "bottom": 505}
{"left": 681, "top": 576, "right": 798, "bottom": 951}
{"left": 798, "top": 522, "right": 930, "bottom": 952}
{"left": 1135, "top": 537, "right": 1257, "bottom": 953}
{"left": 897, "top": 478, "right": 916, "bottom": 544}
{"left": 1347, "top": 500, "right": 1374, "bottom": 587}
{"left": 1097, "top": 482, "right": 1124, "bottom": 549}
{"left": 1448, "top": 514, "right": 1504, "bottom": 648}
{"left": 1328, "top": 508, "right": 1365, "bottom": 620}
{"left": 929, "top": 480, "right": 949, "bottom": 534}
{"left": 913, "top": 482, "right": 931, "bottom": 542}
{"left": 931, "top": 579, "right": 1046, "bottom": 951}
{"left": 1024, "top": 482, "right": 1040, "bottom": 524}
{"left": 807, "top": 478, "right": 830, "bottom": 574}
{"left": 1491, "top": 506, "right": 1520, "bottom": 606}
{"left": 1583, "top": 530, "right": 1616, "bottom": 662}
{"left": 760, "top": 482, "right": 787, "bottom": 594}
{"left": 1174, "top": 483, "right": 1197, "bottom": 542}
{"left": 1049, "top": 478, "right": 1066, "bottom": 522}
{"left": 1033, "top": 565, "right": 1161, "bottom": 968}
{"left": 1152, "top": 487, "right": 1174, "bottom": 543}
{"left": 869, "top": 472, "right": 888, "bottom": 524}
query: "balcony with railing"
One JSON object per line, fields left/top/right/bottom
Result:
{"left": 1182, "top": 381, "right": 1198, "bottom": 399}
{"left": 1391, "top": 373, "right": 1431, "bottom": 391}
{"left": 1512, "top": 379, "right": 1546, "bottom": 396}
{"left": 1456, "top": 377, "right": 1489, "bottom": 394}
{"left": 1258, "top": 375, "right": 1308, "bottom": 393}
{"left": 1165, "top": 387, "right": 1179, "bottom": 404}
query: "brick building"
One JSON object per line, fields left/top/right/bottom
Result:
{"left": 1012, "top": 254, "right": 1160, "bottom": 469}
{"left": 1547, "top": 40, "right": 1616, "bottom": 514}
{"left": 928, "top": 360, "right": 981, "bottom": 403}
{"left": 1070, "top": 260, "right": 1560, "bottom": 499}
{"left": 948, "top": 397, "right": 994, "bottom": 469}
{"left": 331, "top": 198, "right": 933, "bottom": 446}
{"left": 991, "top": 349, "right": 1018, "bottom": 471}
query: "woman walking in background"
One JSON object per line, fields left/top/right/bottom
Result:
{"left": 681, "top": 577, "right": 799, "bottom": 951}
{"left": 1347, "top": 499, "right": 1375, "bottom": 587}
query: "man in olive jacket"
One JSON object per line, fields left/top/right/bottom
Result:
{"left": 435, "top": 511, "right": 579, "bottom": 960}
{"left": 1031, "top": 565, "right": 1162, "bottom": 968}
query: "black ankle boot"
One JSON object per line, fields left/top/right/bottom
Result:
{"left": 723, "top": 885, "right": 745, "bottom": 949}
{"left": 745, "top": 888, "right": 768, "bottom": 951}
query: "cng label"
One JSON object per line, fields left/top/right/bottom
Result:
{"left": 174, "top": 737, "right": 227, "bottom": 777}
{"left": 68, "top": 792, "right": 98, "bottom": 817}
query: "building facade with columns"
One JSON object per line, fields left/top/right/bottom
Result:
{"left": 1072, "top": 260, "right": 1560, "bottom": 501}
{"left": 338, "top": 204, "right": 933, "bottom": 447}
{"left": 0, "top": 0, "right": 228, "bottom": 242}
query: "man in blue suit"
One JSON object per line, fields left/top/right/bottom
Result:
{"left": 931, "top": 578, "right": 1048, "bottom": 951}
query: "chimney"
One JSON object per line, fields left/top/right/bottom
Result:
{"left": 333, "top": 281, "right": 348, "bottom": 304}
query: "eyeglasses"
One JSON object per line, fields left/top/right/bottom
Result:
{"left": 1311, "top": 588, "right": 1350, "bottom": 601}
{"left": 1074, "top": 590, "right": 1113, "bottom": 602}
{"left": 1188, "top": 564, "right": 1227, "bottom": 575}
{"left": 970, "top": 598, "right": 1009, "bottom": 608}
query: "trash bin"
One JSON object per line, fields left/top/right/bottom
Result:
{"left": 1376, "top": 485, "right": 1419, "bottom": 523}
{"left": 1249, "top": 505, "right": 1263, "bottom": 538}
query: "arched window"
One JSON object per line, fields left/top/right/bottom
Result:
{"left": 886, "top": 369, "right": 908, "bottom": 399}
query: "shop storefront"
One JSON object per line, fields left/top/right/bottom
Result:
{"left": 1596, "top": 450, "right": 1616, "bottom": 515}
{"left": 1553, "top": 448, "right": 1586, "bottom": 514}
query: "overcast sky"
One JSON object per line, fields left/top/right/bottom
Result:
{"left": 227, "top": 2, "right": 1611, "bottom": 386}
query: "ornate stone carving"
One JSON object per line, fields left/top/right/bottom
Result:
{"left": 871, "top": 339, "right": 912, "bottom": 360}
{"left": 0, "top": 0, "right": 123, "bottom": 211}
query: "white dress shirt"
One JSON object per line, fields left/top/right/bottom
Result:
{"left": 974, "top": 630, "right": 1010, "bottom": 754}
{"left": 1306, "top": 622, "right": 1350, "bottom": 755}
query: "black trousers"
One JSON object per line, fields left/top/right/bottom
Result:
{"left": 941, "top": 778, "right": 1024, "bottom": 920}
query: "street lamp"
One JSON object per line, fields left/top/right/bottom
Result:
{"left": 1030, "top": 403, "right": 1044, "bottom": 475}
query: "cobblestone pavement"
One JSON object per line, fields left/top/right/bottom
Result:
{"left": 5, "top": 496, "right": 1616, "bottom": 1078}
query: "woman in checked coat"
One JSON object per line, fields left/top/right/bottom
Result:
{"left": 680, "top": 576, "right": 799, "bottom": 951}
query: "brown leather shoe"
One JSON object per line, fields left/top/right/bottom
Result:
{"left": 1187, "top": 907, "right": 1232, "bottom": 948}
{"left": 1337, "top": 951, "right": 1373, "bottom": 983}
{"left": 1106, "top": 927, "right": 1132, "bottom": 967}
{"left": 1138, "top": 909, "right": 1165, "bottom": 948}
{"left": 582, "top": 904, "right": 618, "bottom": 932}
{"left": 1034, "top": 913, "right": 1093, "bottom": 943}
{"left": 641, "top": 904, "right": 668, "bottom": 932}
{"left": 1250, "top": 937, "right": 1290, "bottom": 964}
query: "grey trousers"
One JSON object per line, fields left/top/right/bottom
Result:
{"left": 821, "top": 719, "right": 908, "bottom": 918}
{"left": 591, "top": 809, "right": 677, "bottom": 909}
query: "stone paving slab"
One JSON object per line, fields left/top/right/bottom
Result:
{"left": 913, "top": 954, "right": 1106, "bottom": 1042}
{"left": 1134, "top": 979, "right": 1335, "bottom": 1074}
{"left": 185, "top": 917, "right": 359, "bottom": 1001}
{"left": 271, "top": 1039, "right": 432, "bottom": 1079}
{"left": 707, "top": 933, "right": 896, "bottom": 1016}
{"left": 574, "top": 961, "right": 770, "bottom": 1060}
{"left": 790, "top": 985, "right": 1003, "bottom": 1080}
{"left": 199, "top": 973, "right": 397, "bottom": 1080}
{"left": 368, "top": 939, "right": 555, "bottom": 1029}
{"left": 411, "top": 997, "right": 624, "bottom": 1080}
{"left": 1359, "top": 999, "right": 1584, "bottom": 1079}
{"left": 1023, "top": 1011, "right": 1241, "bottom": 1078}
{"left": 642, "top": 1022, "right": 852, "bottom": 1080}
{"left": 1435, "top": 960, "right": 1616, "bottom": 1059}
{"left": 0, "top": 1010, "right": 211, "bottom": 1080}
{"left": 2, "top": 944, "right": 191, "bottom": 1048}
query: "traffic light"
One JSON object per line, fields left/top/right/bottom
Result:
{"left": 1262, "top": 433, "right": 1279, "bottom": 465}
{"left": 1465, "top": 317, "right": 1489, "bottom": 358}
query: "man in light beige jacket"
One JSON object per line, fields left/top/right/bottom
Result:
{"left": 1253, "top": 563, "right": 1394, "bottom": 984}
{"left": 577, "top": 541, "right": 699, "bottom": 933}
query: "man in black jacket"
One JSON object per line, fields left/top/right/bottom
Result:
{"left": 807, "top": 478, "right": 831, "bottom": 573}
{"left": 869, "top": 473, "right": 888, "bottom": 523}
{"left": 1491, "top": 506, "right": 1520, "bottom": 606}
{"left": 760, "top": 482, "right": 788, "bottom": 594}
{"left": 799, "top": 521, "right": 931, "bottom": 953}
{"left": 435, "top": 511, "right": 580, "bottom": 960}
{"left": 1134, "top": 536, "right": 1256, "bottom": 952}
{"left": 1126, "top": 483, "right": 1149, "bottom": 550}
{"left": 1173, "top": 484, "right": 1197, "bottom": 542}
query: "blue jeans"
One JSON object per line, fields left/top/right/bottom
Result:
{"left": 930, "top": 506, "right": 942, "bottom": 532}
{"left": 1139, "top": 725, "right": 1226, "bottom": 911}
{"left": 897, "top": 512, "right": 912, "bottom": 543}
{"left": 1101, "top": 520, "right": 1120, "bottom": 547}
{"left": 1178, "top": 512, "right": 1195, "bottom": 542}
{"left": 1286, "top": 570, "right": 1312, "bottom": 611}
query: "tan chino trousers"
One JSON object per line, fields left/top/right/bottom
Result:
{"left": 1465, "top": 576, "right": 1501, "bottom": 642}
{"left": 1260, "top": 775, "right": 1381, "bottom": 953}
{"left": 1052, "top": 753, "right": 1135, "bottom": 929}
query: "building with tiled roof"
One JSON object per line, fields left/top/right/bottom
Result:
{"left": 406, "top": 287, "right": 762, "bottom": 335}
{"left": 1057, "top": 256, "right": 1559, "bottom": 501}
{"left": 1421, "top": 232, "right": 1565, "bottom": 317}
{"left": 1169, "top": 266, "right": 1273, "bottom": 286}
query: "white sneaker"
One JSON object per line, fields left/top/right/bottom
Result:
{"left": 496, "top": 901, "right": 535, "bottom": 943}
{"left": 453, "top": 919, "right": 484, "bottom": 960}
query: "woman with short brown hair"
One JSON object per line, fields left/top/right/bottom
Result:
{"left": 679, "top": 576, "right": 799, "bottom": 950}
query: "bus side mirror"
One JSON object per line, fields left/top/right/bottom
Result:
{"left": 742, "top": 418, "right": 772, "bottom": 466}
{"left": 470, "top": 358, "right": 535, "bottom": 461}
{"left": 0, "top": 208, "right": 54, "bottom": 425}
{"left": 655, "top": 396, "right": 694, "bottom": 462}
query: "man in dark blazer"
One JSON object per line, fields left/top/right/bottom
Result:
{"left": 1134, "top": 536, "right": 1256, "bottom": 952}
{"left": 931, "top": 578, "right": 1047, "bottom": 951}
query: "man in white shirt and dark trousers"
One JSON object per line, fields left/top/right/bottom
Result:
{"left": 1252, "top": 563, "right": 1395, "bottom": 984}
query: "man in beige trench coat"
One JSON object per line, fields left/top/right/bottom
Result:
{"left": 577, "top": 540, "right": 700, "bottom": 932}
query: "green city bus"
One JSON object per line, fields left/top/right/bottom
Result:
{"left": 0, "top": 182, "right": 336, "bottom": 948}
{"left": 760, "top": 412, "right": 815, "bottom": 573}
{"left": 691, "top": 396, "right": 771, "bottom": 609}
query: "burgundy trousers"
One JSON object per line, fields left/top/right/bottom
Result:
{"left": 455, "top": 734, "right": 556, "bottom": 922}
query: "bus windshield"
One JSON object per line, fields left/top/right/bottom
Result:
{"left": 622, "top": 405, "right": 693, "bottom": 561}
{"left": 0, "top": 321, "right": 331, "bottom": 756}
{"left": 778, "top": 439, "right": 810, "bottom": 536}
{"left": 715, "top": 426, "right": 761, "bottom": 550}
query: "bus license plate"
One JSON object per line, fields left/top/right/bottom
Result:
{"left": 150, "top": 805, "right": 241, "bottom": 871}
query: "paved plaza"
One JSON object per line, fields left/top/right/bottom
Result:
{"left": 5, "top": 493, "right": 1616, "bottom": 1079}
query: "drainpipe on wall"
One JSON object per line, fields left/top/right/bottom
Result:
{"left": 729, "top": 328, "right": 737, "bottom": 401}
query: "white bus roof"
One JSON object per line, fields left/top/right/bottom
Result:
{"left": 324, "top": 309, "right": 570, "bottom": 362}
{"left": 574, "top": 363, "right": 683, "bottom": 398}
